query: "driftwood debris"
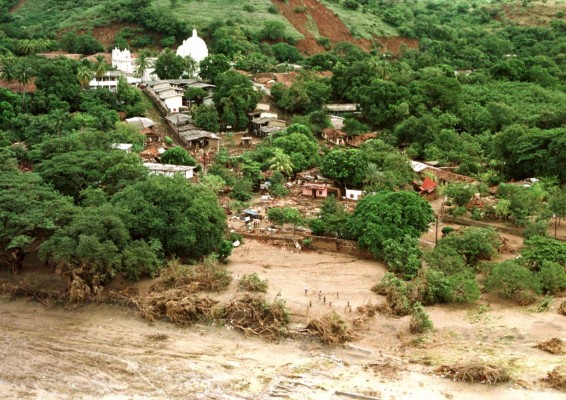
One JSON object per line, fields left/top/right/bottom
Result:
{"left": 335, "top": 391, "right": 381, "bottom": 400}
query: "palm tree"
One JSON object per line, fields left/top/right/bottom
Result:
{"left": 268, "top": 149, "right": 294, "bottom": 176}
{"left": 49, "top": 109, "right": 69, "bottom": 136}
{"left": 14, "top": 63, "right": 33, "bottom": 110}
{"left": 363, "top": 163, "right": 386, "bottom": 191}
{"left": 76, "top": 65, "right": 94, "bottom": 89}
{"left": 93, "top": 54, "right": 108, "bottom": 86}
{"left": 0, "top": 56, "right": 17, "bottom": 82}
{"left": 135, "top": 50, "right": 149, "bottom": 83}
{"left": 17, "top": 39, "right": 36, "bottom": 56}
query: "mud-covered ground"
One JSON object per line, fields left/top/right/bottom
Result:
{"left": 1, "top": 240, "right": 564, "bottom": 399}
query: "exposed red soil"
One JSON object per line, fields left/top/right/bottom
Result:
{"left": 75, "top": 23, "right": 164, "bottom": 50}
{"left": 90, "top": 23, "right": 137, "bottom": 48}
{"left": 0, "top": 78, "right": 36, "bottom": 94}
{"left": 375, "top": 37, "right": 419, "bottom": 56}
{"left": 271, "top": 0, "right": 372, "bottom": 55}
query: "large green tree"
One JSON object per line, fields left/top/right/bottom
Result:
{"left": 199, "top": 54, "right": 231, "bottom": 83}
{"left": 112, "top": 175, "right": 226, "bottom": 259}
{"left": 154, "top": 48, "right": 186, "bottom": 79}
{"left": 213, "top": 71, "right": 260, "bottom": 130}
{"left": 320, "top": 149, "right": 369, "bottom": 188}
{"left": 0, "top": 171, "right": 74, "bottom": 273}
{"left": 349, "top": 191, "right": 434, "bottom": 257}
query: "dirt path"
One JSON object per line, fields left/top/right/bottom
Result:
{"left": 1, "top": 241, "right": 564, "bottom": 399}
{"left": 271, "top": 0, "right": 372, "bottom": 55}
{"left": 8, "top": 0, "right": 26, "bottom": 13}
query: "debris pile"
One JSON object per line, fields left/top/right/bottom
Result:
{"left": 535, "top": 338, "right": 564, "bottom": 355}
{"left": 542, "top": 366, "right": 566, "bottom": 392}
{"left": 139, "top": 290, "right": 219, "bottom": 326}
{"left": 224, "top": 294, "right": 289, "bottom": 340}
{"left": 436, "top": 361, "right": 511, "bottom": 384}
{"left": 305, "top": 311, "right": 359, "bottom": 345}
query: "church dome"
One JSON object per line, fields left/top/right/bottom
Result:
{"left": 176, "top": 29, "right": 209, "bottom": 63}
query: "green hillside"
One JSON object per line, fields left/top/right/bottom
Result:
{"left": 152, "top": 0, "right": 303, "bottom": 41}
{"left": 321, "top": 0, "right": 398, "bottom": 38}
{"left": 2, "top": 0, "right": 304, "bottom": 42}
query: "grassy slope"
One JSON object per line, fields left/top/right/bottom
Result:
{"left": 152, "top": 0, "right": 303, "bottom": 40}
{"left": 320, "top": 0, "right": 397, "bottom": 38}
{"left": 6, "top": 0, "right": 111, "bottom": 35}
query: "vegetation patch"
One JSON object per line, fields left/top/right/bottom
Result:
{"left": 238, "top": 273, "right": 268, "bottom": 293}
{"left": 436, "top": 361, "right": 511, "bottom": 384}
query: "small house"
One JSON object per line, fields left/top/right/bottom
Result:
{"left": 143, "top": 162, "right": 195, "bottom": 179}
{"left": 302, "top": 183, "right": 328, "bottom": 199}
{"left": 178, "top": 129, "right": 220, "bottom": 150}
{"left": 345, "top": 188, "right": 364, "bottom": 201}
{"left": 160, "top": 92, "right": 183, "bottom": 114}
{"left": 249, "top": 117, "right": 287, "bottom": 137}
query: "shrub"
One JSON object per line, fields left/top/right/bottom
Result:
{"left": 230, "top": 179, "right": 253, "bottom": 201}
{"left": 243, "top": 4, "right": 254, "bottom": 12}
{"left": 485, "top": 260, "right": 541, "bottom": 300}
{"left": 382, "top": 235, "right": 422, "bottom": 279}
{"left": 424, "top": 246, "right": 467, "bottom": 275}
{"left": 267, "top": 207, "right": 303, "bottom": 227}
{"left": 447, "top": 271, "right": 481, "bottom": 303}
{"left": 343, "top": 0, "right": 360, "bottom": 11}
{"left": 160, "top": 36, "right": 176, "bottom": 47}
{"left": 442, "top": 226, "right": 455, "bottom": 236}
{"left": 437, "top": 227, "right": 500, "bottom": 266}
{"left": 521, "top": 236, "right": 566, "bottom": 271}
{"left": 267, "top": 5, "right": 279, "bottom": 14}
{"left": 217, "top": 240, "right": 233, "bottom": 263}
{"left": 269, "top": 183, "right": 289, "bottom": 197}
{"left": 410, "top": 302, "right": 433, "bottom": 334}
{"left": 524, "top": 221, "right": 549, "bottom": 239}
{"left": 239, "top": 273, "right": 268, "bottom": 292}
{"left": 538, "top": 261, "right": 566, "bottom": 294}
{"left": 443, "top": 183, "right": 476, "bottom": 207}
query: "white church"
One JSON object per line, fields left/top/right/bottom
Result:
{"left": 176, "top": 28, "right": 209, "bottom": 67}
{"left": 90, "top": 29, "right": 208, "bottom": 93}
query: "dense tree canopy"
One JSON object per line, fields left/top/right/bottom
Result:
{"left": 349, "top": 191, "right": 434, "bottom": 257}
{"left": 112, "top": 175, "right": 226, "bottom": 260}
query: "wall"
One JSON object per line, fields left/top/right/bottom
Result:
{"left": 240, "top": 232, "right": 373, "bottom": 259}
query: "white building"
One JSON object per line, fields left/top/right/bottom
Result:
{"left": 176, "top": 29, "right": 208, "bottom": 76}
{"left": 112, "top": 48, "right": 135, "bottom": 74}
{"left": 111, "top": 48, "right": 158, "bottom": 82}
{"left": 345, "top": 188, "right": 364, "bottom": 201}
{"left": 161, "top": 92, "right": 183, "bottom": 114}
{"left": 143, "top": 163, "right": 195, "bottom": 179}
{"left": 89, "top": 71, "right": 140, "bottom": 91}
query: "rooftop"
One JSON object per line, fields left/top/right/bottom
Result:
{"left": 179, "top": 130, "right": 220, "bottom": 142}
{"left": 143, "top": 162, "right": 195, "bottom": 172}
